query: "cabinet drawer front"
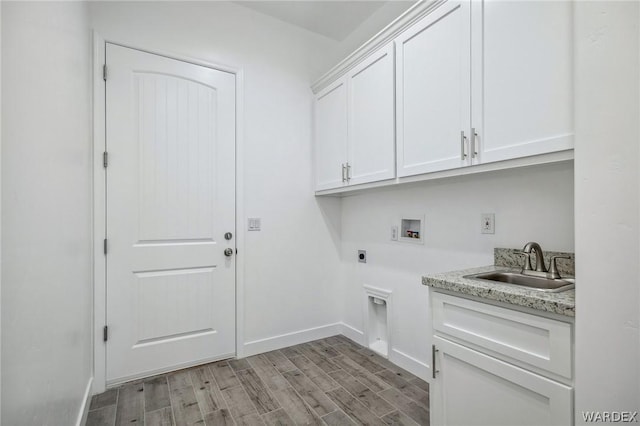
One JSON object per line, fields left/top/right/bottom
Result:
{"left": 432, "top": 292, "right": 572, "bottom": 379}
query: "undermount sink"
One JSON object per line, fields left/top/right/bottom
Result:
{"left": 464, "top": 270, "right": 575, "bottom": 293}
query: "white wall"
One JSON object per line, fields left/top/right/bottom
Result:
{"left": 574, "top": 1, "right": 640, "bottom": 419}
{"left": 340, "top": 162, "right": 575, "bottom": 377}
{"left": 1, "top": 2, "right": 93, "bottom": 425}
{"left": 89, "top": 1, "right": 344, "bottom": 357}
{"left": 321, "top": 0, "right": 415, "bottom": 70}
{"left": 0, "top": 1, "right": 3, "bottom": 420}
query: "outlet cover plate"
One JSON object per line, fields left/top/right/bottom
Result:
{"left": 481, "top": 213, "right": 495, "bottom": 234}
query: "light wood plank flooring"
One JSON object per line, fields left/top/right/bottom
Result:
{"left": 87, "top": 335, "right": 429, "bottom": 426}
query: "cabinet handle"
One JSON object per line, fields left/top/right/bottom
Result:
{"left": 471, "top": 128, "right": 478, "bottom": 158}
{"left": 346, "top": 163, "right": 352, "bottom": 181}
{"left": 432, "top": 344, "right": 439, "bottom": 379}
{"left": 341, "top": 163, "right": 346, "bottom": 182}
{"left": 460, "top": 131, "right": 468, "bottom": 160}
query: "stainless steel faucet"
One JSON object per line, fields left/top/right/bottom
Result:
{"left": 519, "top": 242, "right": 570, "bottom": 279}
{"left": 522, "top": 242, "right": 547, "bottom": 273}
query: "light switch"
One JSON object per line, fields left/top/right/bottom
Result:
{"left": 391, "top": 225, "right": 398, "bottom": 241}
{"left": 248, "top": 218, "right": 261, "bottom": 231}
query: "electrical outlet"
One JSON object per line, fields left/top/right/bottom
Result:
{"left": 481, "top": 213, "right": 495, "bottom": 234}
{"left": 391, "top": 225, "right": 398, "bottom": 241}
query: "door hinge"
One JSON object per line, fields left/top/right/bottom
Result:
{"left": 103, "top": 64, "right": 108, "bottom": 81}
{"left": 103, "top": 325, "right": 108, "bottom": 342}
{"left": 103, "top": 151, "right": 109, "bottom": 168}
{"left": 103, "top": 238, "right": 108, "bottom": 255}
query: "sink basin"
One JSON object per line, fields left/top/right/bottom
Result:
{"left": 464, "top": 270, "right": 575, "bottom": 293}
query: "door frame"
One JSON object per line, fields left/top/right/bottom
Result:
{"left": 92, "top": 32, "right": 246, "bottom": 393}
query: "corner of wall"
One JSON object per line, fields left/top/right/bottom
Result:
{"left": 75, "top": 377, "right": 94, "bottom": 426}
{"left": 574, "top": 0, "right": 640, "bottom": 417}
{"left": 0, "top": 0, "right": 3, "bottom": 421}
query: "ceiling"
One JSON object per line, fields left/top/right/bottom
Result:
{"left": 235, "top": 1, "right": 399, "bottom": 41}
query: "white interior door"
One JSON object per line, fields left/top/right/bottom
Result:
{"left": 105, "top": 43, "right": 236, "bottom": 384}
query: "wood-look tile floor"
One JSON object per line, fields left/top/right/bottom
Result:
{"left": 87, "top": 335, "right": 429, "bottom": 426}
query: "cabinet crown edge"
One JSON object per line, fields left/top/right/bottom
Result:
{"left": 311, "top": 0, "right": 446, "bottom": 94}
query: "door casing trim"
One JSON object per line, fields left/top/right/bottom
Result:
{"left": 92, "top": 32, "right": 245, "bottom": 393}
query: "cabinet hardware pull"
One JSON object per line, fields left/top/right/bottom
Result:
{"left": 346, "top": 163, "right": 352, "bottom": 181}
{"left": 471, "top": 128, "right": 478, "bottom": 158}
{"left": 460, "top": 131, "right": 468, "bottom": 160}
{"left": 341, "top": 163, "right": 346, "bottom": 182}
{"left": 432, "top": 344, "right": 439, "bottom": 379}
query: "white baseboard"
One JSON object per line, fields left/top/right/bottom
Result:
{"left": 390, "top": 348, "right": 430, "bottom": 381}
{"left": 243, "top": 323, "right": 342, "bottom": 357}
{"left": 338, "top": 322, "right": 365, "bottom": 345}
{"left": 338, "top": 322, "right": 430, "bottom": 382}
{"left": 76, "top": 376, "right": 94, "bottom": 426}
{"left": 242, "top": 321, "right": 429, "bottom": 382}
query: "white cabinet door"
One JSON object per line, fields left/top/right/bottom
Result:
{"left": 471, "top": 0, "right": 574, "bottom": 164}
{"left": 432, "top": 336, "right": 573, "bottom": 426}
{"left": 315, "top": 78, "right": 348, "bottom": 191}
{"left": 395, "top": 1, "right": 471, "bottom": 177}
{"left": 347, "top": 43, "right": 395, "bottom": 186}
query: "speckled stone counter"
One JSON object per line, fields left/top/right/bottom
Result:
{"left": 422, "top": 265, "right": 575, "bottom": 317}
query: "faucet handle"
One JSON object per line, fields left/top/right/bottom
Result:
{"left": 515, "top": 251, "right": 533, "bottom": 271}
{"left": 548, "top": 255, "right": 571, "bottom": 279}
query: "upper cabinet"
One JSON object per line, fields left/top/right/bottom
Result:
{"left": 314, "top": 44, "right": 395, "bottom": 191}
{"left": 315, "top": 78, "right": 348, "bottom": 191}
{"left": 347, "top": 44, "right": 396, "bottom": 186}
{"left": 471, "top": 0, "right": 574, "bottom": 164}
{"left": 396, "top": 1, "right": 471, "bottom": 176}
{"left": 312, "top": 0, "right": 574, "bottom": 193}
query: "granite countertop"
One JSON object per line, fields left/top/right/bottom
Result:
{"left": 422, "top": 265, "right": 575, "bottom": 317}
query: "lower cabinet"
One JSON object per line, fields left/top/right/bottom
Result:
{"left": 430, "top": 292, "right": 574, "bottom": 426}
{"left": 432, "top": 336, "right": 572, "bottom": 426}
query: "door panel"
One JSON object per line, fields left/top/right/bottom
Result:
{"left": 106, "top": 43, "right": 236, "bottom": 384}
{"left": 396, "top": 1, "right": 471, "bottom": 176}
{"left": 135, "top": 267, "right": 216, "bottom": 343}
{"left": 137, "top": 72, "right": 218, "bottom": 241}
